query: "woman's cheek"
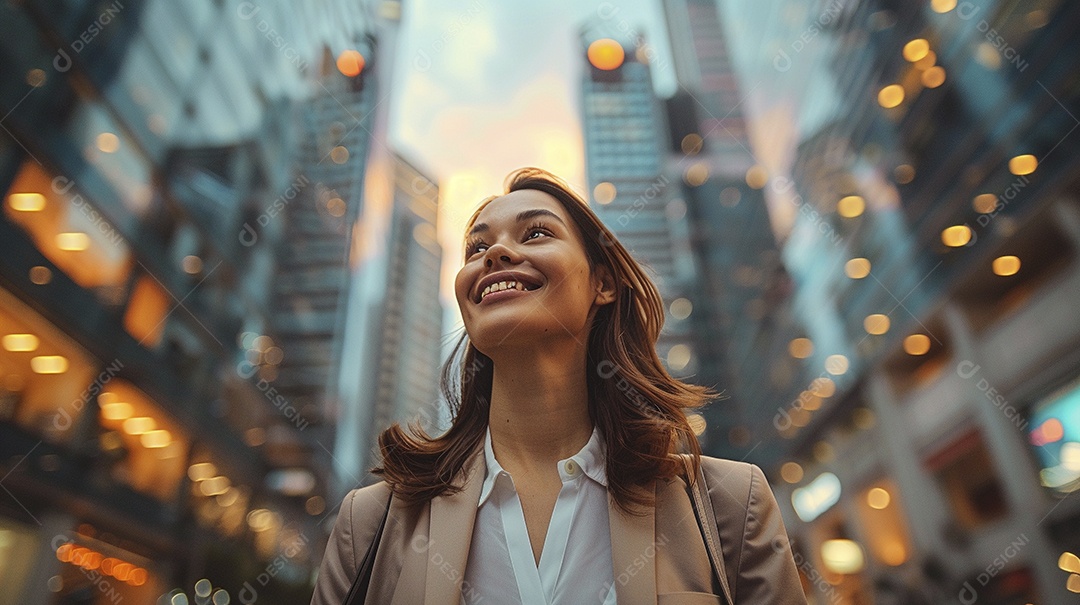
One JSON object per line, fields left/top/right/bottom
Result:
{"left": 454, "top": 267, "right": 473, "bottom": 304}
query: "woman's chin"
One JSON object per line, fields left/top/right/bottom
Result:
{"left": 468, "top": 320, "right": 568, "bottom": 354}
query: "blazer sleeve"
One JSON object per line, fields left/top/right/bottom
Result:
{"left": 311, "top": 482, "right": 391, "bottom": 605}
{"left": 734, "top": 464, "right": 806, "bottom": 604}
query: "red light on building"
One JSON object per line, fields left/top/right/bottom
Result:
{"left": 336, "top": 50, "right": 365, "bottom": 77}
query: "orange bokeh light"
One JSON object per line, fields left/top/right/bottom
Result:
{"left": 587, "top": 39, "right": 625, "bottom": 71}
{"left": 113, "top": 562, "right": 132, "bottom": 581}
{"left": 336, "top": 50, "right": 365, "bottom": 77}
{"left": 57, "top": 543, "right": 150, "bottom": 585}
{"left": 129, "top": 567, "right": 148, "bottom": 586}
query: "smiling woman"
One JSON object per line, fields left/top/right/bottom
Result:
{"left": 311, "top": 168, "right": 806, "bottom": 605}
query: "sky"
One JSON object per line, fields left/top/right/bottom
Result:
{"left": 388, "top": 0, "right": 675, "bottom": 308}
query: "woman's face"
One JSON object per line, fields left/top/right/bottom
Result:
{"left": 454, "top": 189, "right": 612, "bottom": 355}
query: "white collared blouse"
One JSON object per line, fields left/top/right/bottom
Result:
{"left": 460, "top": 424, "right": 617, "bottom": 605}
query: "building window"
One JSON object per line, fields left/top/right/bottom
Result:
{"left": 96, "top": 379, "right": 189, "bottom": 501}
{"left": 955, "top": 204, "right": 1074, "bottom": 331}
{"left": 853, "top": 478, "right": 912, "bottom": 566}
{"left": 123, "top": 274, "right": 171, "bottom": 348}
{"left": 925, "top": 428, "right": 1009, "bottom": 530}
{"left": 3, "top": 161, "right": 133, "bottom": 305}
{"left": 0, "top": 287, "right": 98, "bottom": 443}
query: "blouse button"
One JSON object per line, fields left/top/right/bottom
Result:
{"left": 564, "top": 460, "right": 578, "bottom": 475}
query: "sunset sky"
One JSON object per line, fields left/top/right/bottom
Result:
{"left": 389, "top": 0, "right": 675, "bottom": 308}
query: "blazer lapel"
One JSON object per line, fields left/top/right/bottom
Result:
{"left": 423, "top": 445, "right": 486, "bottom": 605}
{"left": 608, "top": 480, "right": 658, "bottom": 605}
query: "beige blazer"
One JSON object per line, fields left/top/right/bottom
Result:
{"left": 311, "top": 445, "right": 806, "bottom": 605}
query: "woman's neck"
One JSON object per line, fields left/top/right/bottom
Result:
{"left": 486, "top": 343, "right": 594, "bottom": 475}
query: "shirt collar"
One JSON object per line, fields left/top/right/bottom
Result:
{"left": 478, "top": 424, "right": 607, "bottom": 508}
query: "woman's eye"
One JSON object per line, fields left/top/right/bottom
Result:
{"left": 466, "top": 227, "right": 547, "bottom": 257}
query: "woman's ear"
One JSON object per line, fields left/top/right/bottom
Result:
{"left": 593, "top": 265, "right": 617, "bottom": 306}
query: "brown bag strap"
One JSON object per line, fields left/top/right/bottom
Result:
{"left": 681, "top": 454, "right": 734, "bottom": 605}
{"left": 343, "top": 490, "right": 392, "bottom": 605}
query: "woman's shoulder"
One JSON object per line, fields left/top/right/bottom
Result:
{"left": 697, "top": 454, "right": 755, "bottom": 475}
{"left": 338, "top": 481, "right": 393, "bottom": 530}
{"left": 695, "top": 455, "right": 770, "bottom": 507}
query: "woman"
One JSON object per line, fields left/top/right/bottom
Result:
{"left": 312, "top": 168, "right": 806, "bottom": 604}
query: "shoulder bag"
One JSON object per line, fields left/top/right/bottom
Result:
{"left": 680, "top": 454, "right": 735, "bottom": 605}
{"left": 343, "top": 490, "right": 393, "bottom": 605}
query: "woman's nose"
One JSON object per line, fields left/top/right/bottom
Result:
{"left": 483, "top": 242, "right": 515, "bottom": 267}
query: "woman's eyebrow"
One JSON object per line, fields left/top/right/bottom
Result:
{"left": 467, "top": 208, "right": 566, "bottom": 237}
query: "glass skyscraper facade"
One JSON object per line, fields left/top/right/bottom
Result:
{"left": 660, "top": 0, "right": 794, "bottom": 457}
{"left": 715, "top": 0, "right": 1080, "bottom": 601}
{"left": 579, "top": 28, "right": 702, "bottom": 408}
{"left": 0, "top": 1, "right": 411, "bottom": 602}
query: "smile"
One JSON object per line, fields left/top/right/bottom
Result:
{"left": 479, "top": 280, "right": 541, "bottom": 303}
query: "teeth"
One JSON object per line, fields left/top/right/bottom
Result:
{"left": 480, "top": 280, "right": 529, "bottom": 300}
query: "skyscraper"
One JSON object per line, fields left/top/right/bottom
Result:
{"left": 660, "top": 0, "right": 789, "bottom": 455}
{"left": 0, "top": 0, "right": 377, "bottom": 601}
{"left": 719, "top": 1, "right": 1080, "bottom": 601}
{"left": 335, "top": 145, "right": 442, "bottom": 491}
{"left": 326, "top": 0, "right": 443, "bottom": 495}
{"left": 579, "top": 28, "right": 700, "bottom": 399}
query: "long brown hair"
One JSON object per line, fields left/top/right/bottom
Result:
{"left": 371, "top": 167, "right": 718, "bottom": 515}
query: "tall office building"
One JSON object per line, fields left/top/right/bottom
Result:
{"left": 660, "top": 0, "right": 790, "bottom": 456}
{"left": 362, "top": 154, "right": 442, "bottom": 464}
{"left": 0, "top": 1, "right": 378, "bottom": 602}
{"left": 578, "top": 28, "right": 700, "bottom": 396}
{"left": 718, "top": 1, "right": 1080, "bottom": 601}
{"left": 327, "top": 0, "right": 445, "bottom": 496}
{"left": 580, "top": 30, "right": 684, "bottom": 291}
{"left": 272, "top": 41, "right": 378, "bottom": 491}
{"left": 662, "top": 0, "right": 755, "bottom": 165}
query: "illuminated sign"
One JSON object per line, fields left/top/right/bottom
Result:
{"left": 1030, "top": 379, "right": 1080, "bottom": 493}
{"left": 792, "top": 472, "right": 841, "bottom": 522}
